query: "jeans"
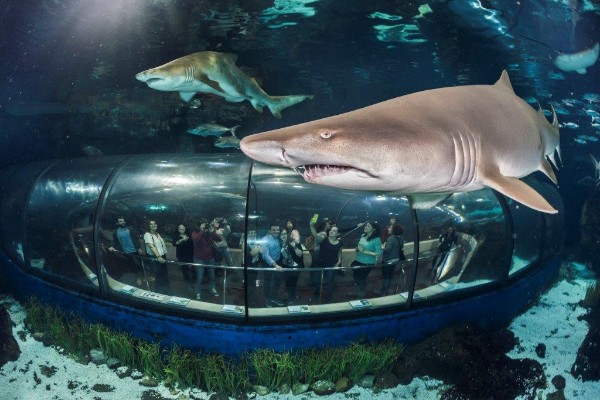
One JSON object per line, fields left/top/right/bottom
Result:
{"left": 352, "top": 260, "right": 374, "bottom": 298}
{"left": 145, "top": 256, "right": 170, "bottom": 295}
{"left": 380, "top": 261, "right": 397, "bottom": 295}
{"left": 263, "top": 268, "right": 282, "bottom": 303}
{"left": 193, "top": 257, "right": 216, "bottom": 296}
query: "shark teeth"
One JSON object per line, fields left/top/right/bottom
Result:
{"left": 301, "top": 164, "right": 353, "bottom": 181}
{"left": 293, "top": 166, "right": 306, "bottom": 176}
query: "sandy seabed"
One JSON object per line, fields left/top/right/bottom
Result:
{"left": 1, "top": 261, "right": 599, "bottom": 400}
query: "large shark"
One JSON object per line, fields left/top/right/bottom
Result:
{"left": 240, "top": 71, "right": 561, "bottom": 214}
{"left": 136, "top": 51, "right": 313, "bottom": 118}
{"left": 554, "top": 42, "right": 599, "bottom": 74}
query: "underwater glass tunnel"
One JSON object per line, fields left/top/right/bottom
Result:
{"left": 0, "top": 153, "right": 563, "bottom": 353}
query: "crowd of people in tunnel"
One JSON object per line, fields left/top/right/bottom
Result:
{"left": 105, "top": 213, "right": 461, "bottom": 308}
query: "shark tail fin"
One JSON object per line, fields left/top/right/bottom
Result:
{"left": 266, "top": 94, "right": 314, "bottom": 118}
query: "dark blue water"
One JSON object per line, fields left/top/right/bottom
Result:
{"left": 0, "top": 0, "right": 599, "bottom": 243}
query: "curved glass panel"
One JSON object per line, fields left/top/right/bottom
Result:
{"left": 507, "top": 176, "right": 547, "bottom": 275}
{"left": 1, "top": 161, "right": 54, "bottom": 264}
{"left": 97, "top": 154, "right": 250, "bottom": 316}
{"left": 248, "top": 162, "right": 415, "bottom": 318}
{"left": 25, "top": 157, "right": 122, "bottom": 288}
{"left": 527, "top": 177, "right": 564, "bottom": 262}
{"left": 413, "top": 189, "right": 508, "bottom": 302}
{"left": 535, "top": 182, "right": 565, "bottom": 258}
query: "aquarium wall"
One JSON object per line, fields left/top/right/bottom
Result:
{"left": 0, "top": 154, "right": 564, "bottom": 320}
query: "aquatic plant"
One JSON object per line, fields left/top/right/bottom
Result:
{"left": 22, "top": 300, "right": 404, "bottom": 396}
{"left": 203, "top": 353, "right": 248, "bottom": 395}
{"left": 23, "top": 299, "right": 49, "bottom": 331}
{"left": 63, "top": 317, "right": 97, "bottom": 355}
{"left": 94, "top": 324, "right": 138, "bottom": 368}
{"left": 163, "top": 345, "right": 205, "bottom": 389}
{"left": 24, "top": 300, "right": 94, "bottom": 355}
{"left": 137, "top": 341, "right": 164, "bottom": 379}
{"left": 294, "top": 346, "right": 348, "bottom": 384}
{"left": 581, "top": 281, "right": 600, "bottom": 308}
{"left": 345, "top": 339, "right": 403, "bottom": 382}
{"left": 247, "top": 348, "right": 297, "bottom": 390}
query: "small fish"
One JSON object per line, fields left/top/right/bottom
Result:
{"left": 561, "top": 122, "right": 579, "bottom": 129}
{"left": 584, "top": 108, "right": 600, "bottom": 117}
{"left": 583, "top": 93, "right": 600, "bottom": 104}
{"left": 214, "top": 134, "right": 241, "bottom": 149}
{"left": 82, "top": 145, "right": 103, "bottom": 156}
{"left": 187, "top": 123, "right": 240, "bottom": 137}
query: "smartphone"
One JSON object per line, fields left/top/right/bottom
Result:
{"left": 310, "top": 213, "right": 319, "bottom": 223}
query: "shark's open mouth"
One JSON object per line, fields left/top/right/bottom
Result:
{"left": 298, "top": 164, "right": 373, "bottom": 181}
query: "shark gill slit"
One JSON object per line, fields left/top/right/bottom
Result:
{"left": 449, "top": 134, "right": 466, "bottom": 188}
{"left": 466, "top": 130, "right": 477, "bottom": 186}
{"left": 448, "top": 131, "right": 475, "bottom": 190}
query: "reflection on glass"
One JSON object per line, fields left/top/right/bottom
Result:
{"left": 413, "top": 190, "right": 507, "bottom": 301}
{"left": 1, "top": 153, "right": 561, "bottom": 318}
{"left": 508, "top": 189, "right": 542, "bottom": 274}
{"left": 248, "top": 163, "right": 416, "bottom": 315}
{"left": 98, "top": 154, "right": 249, "bottom": 315}
{"left": 25, "top": 158, "right": 119, "bottom": 288}
{"left": 0, "top": 161, "right": 54, "bottom": 264}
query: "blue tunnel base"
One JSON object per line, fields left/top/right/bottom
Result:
{"left": 1, "top": 251, "right": 560, "bottom": 355}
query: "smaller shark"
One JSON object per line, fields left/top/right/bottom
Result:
{"left": 187, "top": 123, "right": 240, "bottom": 137}
{"left": 554, "top": 43, "right": 599, "bottom": 74}
{"left": 136, "top": 51, "right": 313, "bottom": 118}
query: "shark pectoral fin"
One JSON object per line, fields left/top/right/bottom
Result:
{"left": 179, "top": 92, "right": 196, "bottom": 102}
{"left": 249, "top": 98, "right": 265, "bottom": 114}
{"left": 194, "top": 72, "right": 227, "bottom": 94}
{"left": 407, "top": 193, "right": 452, "bottom": 209}
{"left": 481, "top": 168, "right": 558, "bottom": 214}
{"left": 540, "top": 158, "right": 558, "bottom": 185}
{"left": 576, "top": 68, "right": 587, "bottom": 74}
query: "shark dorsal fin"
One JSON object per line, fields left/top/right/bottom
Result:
{"left": 220, "top": 52, "right": 238, "bottom": 64}
{"left": 494, "top": 70, "right": 514, "bottom": 93}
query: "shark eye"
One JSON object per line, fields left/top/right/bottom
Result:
{"left": 319, "top": 129, "right": 335, "bottom": 139}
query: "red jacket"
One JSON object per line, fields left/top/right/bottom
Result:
{"left": 191, "top": 229, "right": 220, "bottom": 261}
